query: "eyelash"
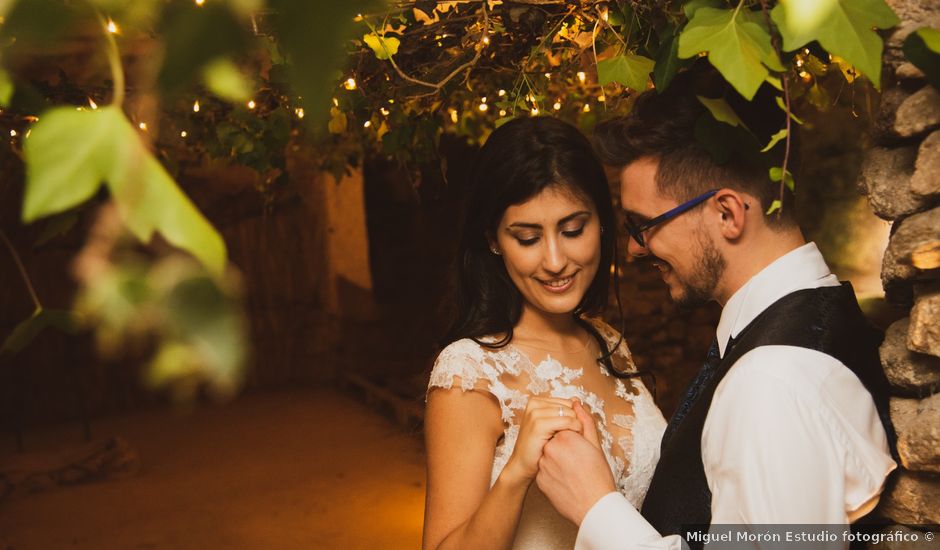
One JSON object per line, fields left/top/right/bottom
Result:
{"left": 515, "top": 225, "right": 585, "bottom": 247}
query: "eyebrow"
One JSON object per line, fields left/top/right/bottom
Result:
{"left": 507, "top": 210, "right": 591, "bottom": 229}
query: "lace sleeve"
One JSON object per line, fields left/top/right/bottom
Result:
{"left": 427, "top": 339, "right": 499, "bottom": 397}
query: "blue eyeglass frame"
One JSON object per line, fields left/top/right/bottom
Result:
{"left": 623, "top": 189, "right": 720, "bottom": 248}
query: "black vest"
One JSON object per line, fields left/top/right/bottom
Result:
{"left": 640, "top": 283, "right": 897, "bottom": 546}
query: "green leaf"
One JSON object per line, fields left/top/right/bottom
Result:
{"left": 156, "top": 2, "right": 250, "bottom": 97}
{"left": 678, "top": 7, "right": 784, "bottom": 100}
{"left": 683, "top": 0, "right": 722, "bottom": 19}
{"left": 771, "top": 0, "right": 899, "bottom": 89}
{"left": 766, "top": 199, "right": 782, "bottom": 215}
{"left": 0, "top": 68, "right": 13, "bottom": 107}
{"left": 597, "top": 53, "right": 655, "bottom": 91}
{"left": 775, "top": 96, "right": 804, "bottom": 125}
{"left": 919, "top": 27, "right": 940, "bottom": 53}
{"left": 1, "top": 308, "right": 77, "bottom": 356}
{"left": 696, "top": 95, "right": 749, "bottom": 129}
{"left": 202, "top": 58, "right": 252, "bottom": 103}
{"left": 654, "top": 30, "right": 689, "bottom": 91}
{"left": 769, "top": 166, "right": 795, "bottom": 191}
{"left": 23, "top": 107, "right": 130, "bottom": 221}
{"left": 270, "top": 0, "right": 383, "bottom": 126}
{"left": 761, "top": 128, "right": 788, "bottom": 152}
{"left": 903, "top": 27, "right": 940, "bottom": 88}
{"left": 363, "top": 32, "right": 400, "bottom": 60}
{"left": 23, "top": 106, "right": 227, "bottom": 277}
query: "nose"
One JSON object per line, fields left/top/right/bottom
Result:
{"left": 626, "top": 235, "right": 649, "bottom": 259}
{"left": 542, "top": 234, "right": 568, "bottom": 274}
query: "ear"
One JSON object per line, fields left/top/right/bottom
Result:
{"left": 485, "top": 231, "right": 501, "bottom": 255}
{"left": 713, "top": 190, "right": 750, "bottom": 240}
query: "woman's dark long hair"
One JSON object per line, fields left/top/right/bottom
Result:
{"left": 442, "top": 116, "right": 630, "bottom": 376}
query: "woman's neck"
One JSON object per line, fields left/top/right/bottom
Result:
{"left": 512, "top": 303, "right": 587, "bottom": 350}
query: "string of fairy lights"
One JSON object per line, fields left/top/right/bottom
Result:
{"left": 0, "top": 0, "right": 839, "bottom": 155}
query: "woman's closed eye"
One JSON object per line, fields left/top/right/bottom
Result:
{"left": 514, "top": 233, "right": 540, "bottom": 246}
{"left": 561, "top": 224, "right": 585, "bottom": 238}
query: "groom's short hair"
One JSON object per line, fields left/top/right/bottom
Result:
{"left": 594, "top": 63, "right": 797, "bottom": 227}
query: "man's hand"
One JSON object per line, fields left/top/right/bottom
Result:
{"left": 536, "top": 401, "right": 618, "bottom": 526}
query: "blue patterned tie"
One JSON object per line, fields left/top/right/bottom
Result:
{"left": 661, "top": 337, "right": 722, "bottom": 447}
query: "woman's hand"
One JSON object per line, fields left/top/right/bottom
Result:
{"left": 503, "top": 397, "right": 583, "bottom": 483}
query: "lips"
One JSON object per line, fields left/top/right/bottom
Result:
{"left": 537, "top": 272, "right": 578, "bottom": 293}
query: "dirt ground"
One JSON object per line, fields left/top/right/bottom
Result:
{"left": 0, "top": 389, "right": 426, "bottom": 549}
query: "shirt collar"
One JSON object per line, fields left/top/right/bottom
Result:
{"left": 716, "top": 242, "right": 838, "bottom": 357}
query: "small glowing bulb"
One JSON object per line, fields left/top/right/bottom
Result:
{"left": 482, "top": 35, "right": 490, "bottom": 45}
{"left": 354, "top": 13, "right": 363, "bottom": 21}
{"left": 193, "top": 100, "right": 201, "bottom": 112}
{"left": 577, "top": 71, "right": 586, "bottom": 83}
{"left": 106, "top": 18, "right": 118, "bottom": 34}
{"left": 88, "top": 98, "right": 98, "bottom": 109}
{"left": 583, "top": 104, "right": 591, "bottom": 112}
{"left": 526, "top": 94, "right": 534, "bottom": 103}
{"left": 363, "top": 120, "right": 372, "bottom": 128}
{"left": 247, "top": 100, "right": 256, "bottom": 109}
{"left": 600, "top": 7, "right": 609, "bottom": 21}
{"left": 598, "top": 95, "right": 606, "bottom": 102}
{"left": 180, "top": 130, "right": 188, "bottom": 138}
{"left": 481, "top": 97, "right": 487, "bottom": 103}
{"left": 795, "top": 58, "right": 804, "bottom": 68}
{"left": 333, "top": 97, "right": 339, "bottom": 107}
{"left": 803, "top": 48, "right": 810, "bottom": 55}
{"left": 380, "top": 107, "right": 390, "bottom": 116}
{"left": 138, "top": 122, "right": 148, "bottom": 131}
{"left": 499, "top": 109, "right": 507, "bottom": 116}
{"left": 479, "top": 103, "right": 488, "bottom": 112}
{"left": 498, "top": 89, "right": 506, "bottom": 97}
{"left": 450, "top": 109, "right": 458, "bottom": 124}
{"left": 344, "top": 78, "right": 357, "bottom": 90}
{"left": 195, "top": 0, "right": 205, "bottom": 5}
{"left": 388, "top": 99, "right": 394, "bottom": 104}
{"left": 531, "top": 107, "right": 539, "bottom": 116}
{"left": 295, "top": 107, "right": 305, "bottom": 119}
{"left": 544, "top": 72, "right": 551, "bottom": 78}
{"left": 10, "top": 129, "right": 17, "bottom": 137}
{"left": 553, "top": 101, "right": 562, "bottom": 110}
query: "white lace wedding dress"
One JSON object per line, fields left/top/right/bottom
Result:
{"left": 428, "top": 319, "right": 667, "bottom": 549}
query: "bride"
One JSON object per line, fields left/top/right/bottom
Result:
{"left": 423, "top": 116, "right": 666, "bottom": 549}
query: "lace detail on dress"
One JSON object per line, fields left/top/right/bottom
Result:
{"left": 427, "top": 319, "right": 667, "bottom": 508}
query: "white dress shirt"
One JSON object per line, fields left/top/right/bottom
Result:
{"left": 575, "top": 243, "right": 897, "bottom": 550}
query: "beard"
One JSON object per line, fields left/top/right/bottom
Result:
{"left": 671, "top": 233, "right": 726, "bottom": 309}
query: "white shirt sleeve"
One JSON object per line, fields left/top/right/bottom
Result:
{"left": 703, "top": 346, "right": 896, "bottom": 525}
{"left": 575, "top": 346, "right": 895, "bottom": 550}
{"left": 575, "top": 492, "right": 684, "bottom": 550}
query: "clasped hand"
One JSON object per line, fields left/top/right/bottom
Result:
{"left": 503, "top": 397, "right": 586, "bottom": 481}
{"left": 504, "top": 397, "right": 620, "bottom": 526}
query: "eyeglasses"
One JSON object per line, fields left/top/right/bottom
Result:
{"left": 623, "top": 189, "right": 719, "bottom": 248}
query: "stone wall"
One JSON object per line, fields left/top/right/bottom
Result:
{"left": 862, "top": 0, "right": 940, "bottom": 525}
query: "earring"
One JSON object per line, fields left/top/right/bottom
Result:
{"left": 600, "top": 226, "right": 605, "bottom": 235}
{"left": 490, "top": 246, "right": 501, "bottom": 255}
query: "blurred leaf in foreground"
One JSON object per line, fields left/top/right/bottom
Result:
{"left": 1, "top": 308, "right": 78, "bottom": 356}
{"left": 268, "top": 0, "right": 384, "bottom": 126}
{"left": 23, "top": 106, "right": 227, "bottom": 277}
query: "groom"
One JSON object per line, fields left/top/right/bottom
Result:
{"left": 535, "top": 68, "right": 898, "bottom": 549}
